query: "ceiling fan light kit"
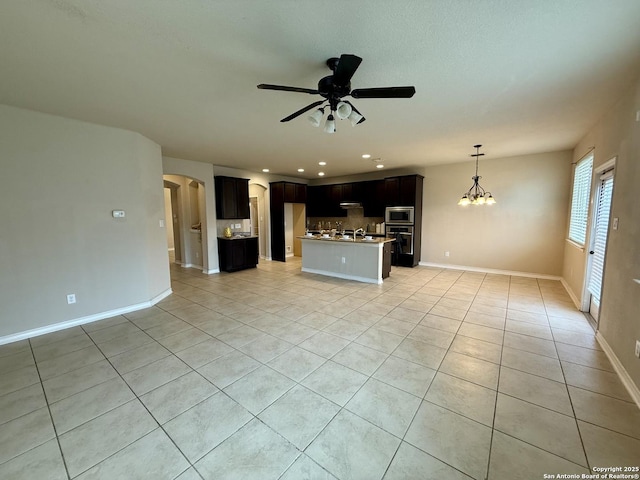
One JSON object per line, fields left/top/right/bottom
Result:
{"left": 257, "top": 54, "right": 416, "bottom": 133}
{"left": 458, "top": 145, "right": 496, "bottom": 206}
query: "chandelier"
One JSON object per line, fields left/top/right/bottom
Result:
{"left": 458, "top": 144, "right": 496, "bottom": 206}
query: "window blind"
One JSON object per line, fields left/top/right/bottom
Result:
{"left": 587, "top": 172, "right": 613, "bottom": 303}
{"left": 568, "top": 155, "right": 593, "bottom": 245}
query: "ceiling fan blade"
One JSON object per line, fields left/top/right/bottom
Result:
{"left": 257, "top": 84, "right": 319, "bottom": 95}
{"left": 344, "top": 101, "right": 366, "bottom": 124}
{"left": 350, "top": 86, "right": 416, "bottom": 99}
{"left": 333, "top": 54, "right": 362, "bottom": 86}
{"left": 280, "top": 100, "right": 326, "bottom": 122}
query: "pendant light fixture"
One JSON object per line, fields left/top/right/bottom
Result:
{"left": 458, "top": 144, "right": 496, "bottom": 206}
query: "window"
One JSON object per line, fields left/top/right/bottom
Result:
{"left": 568, "top": 154, "right": 593, "bottom": 245}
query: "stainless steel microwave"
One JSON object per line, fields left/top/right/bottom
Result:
{"left": 385, "top": 206, "right": 414, "bottom": 225}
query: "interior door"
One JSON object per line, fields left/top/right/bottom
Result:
{"left": 586, "top": 169, "right": 614, "bottom": 322}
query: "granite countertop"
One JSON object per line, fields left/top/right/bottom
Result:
{"left": 298, "top": 235, "right": 393, "bottom": 244}
{"left": 218, "top": 235, "right": 258, "bottom": 240}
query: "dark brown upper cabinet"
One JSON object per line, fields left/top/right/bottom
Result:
{"left": 215, "top": 176, "right": 250, "bottom": 219}
{"left": 385, "top": 175, "right": 424, "bottom": 207}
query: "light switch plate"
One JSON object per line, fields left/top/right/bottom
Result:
{"left": 112, "top": 210, "right": 125, "bottom": 218}
{"left": 612, "top": 217, "right": 619, "bottom": 230}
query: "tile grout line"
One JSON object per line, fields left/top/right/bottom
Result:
{"left": 26, "top": 337, "right": 72, "bottom": 480}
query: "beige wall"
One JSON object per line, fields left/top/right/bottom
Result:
{"left": 420, "top": 151, "right": 572, "bottom": 276}
{"left": 563, "top": 77, "right": 640, "bottom": 388}
{"left": 0, "top": 105, "right": 170, "bottom": 340}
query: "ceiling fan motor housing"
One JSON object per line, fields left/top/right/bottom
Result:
{"left": 318, "top": 76, "right": 350, "bottom": 104}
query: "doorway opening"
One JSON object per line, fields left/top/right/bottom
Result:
{"left": 584, "top": 157, "right": 615, "bottom": 325}
{"left": 163, "top": 180, "right": 182, "bottom": 265}
{"left": 163, "top": 175, "right": 208, "bottom": 271}
{"left": 249, "top": 184, "right": 267, "bottom": 259}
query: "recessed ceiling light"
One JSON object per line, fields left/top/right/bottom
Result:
{"left": 318, "top": 172, "right": 325, "bottom": 176}
{"left": 262, "top": 168, "right": 269, "bottom": 173}
{"left": 376, "top": 164, "right": 384, "bottom": 169}
{"left": 362, "top": 154, "right": 371, "bottom": 159}
{"left": 318, "top": 161, "right": 327, "bottom": 166}
{"left": 297, "top": 168, "right": 305, "bottom": 173}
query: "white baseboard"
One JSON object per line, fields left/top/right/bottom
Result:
{"left": 560, "top": 277, "right": 582, "bottom": 309}
{"left": 301, "top": 267, "right": 382, "bottom": 285}
{"left": 596, "top": 332, "right": 640, "bottom": 409}
{"left": 0, "top": 288, "right": 172, "bottom": 346}
{"left": 203, "top": 268, "right": 220, "bottom": 274}
{"left": 418, "top": 262, "right": 562, "bottom": 281}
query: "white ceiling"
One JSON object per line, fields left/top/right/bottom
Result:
{"left": 2, "top": 1, "right": 639, "bottom": 179}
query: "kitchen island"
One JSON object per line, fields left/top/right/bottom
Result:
{"left": 298, "top": 235, "right": 393, "bottom": 284}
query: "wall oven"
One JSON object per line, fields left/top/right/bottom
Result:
{"left": 385, "top": 206, "right": 414, "bottom": 225}
{"left": 386, "top": 225, "right": 414, "bottom": 255}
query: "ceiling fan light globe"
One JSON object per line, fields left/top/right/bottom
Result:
{"left": 324, "top": 114, "right": 336, "bottom": 134}
{"left": 348, "top": 111, "right": 363, "bottom": 126}
{"left": 336, "top": 101, "right": 352, "bottom": 120}
{"left": 308, "top": 109, "right": 324, "bottom": 127}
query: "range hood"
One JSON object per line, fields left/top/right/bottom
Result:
{"left": 340, "top": 202, "right": 363, "bottom": 209}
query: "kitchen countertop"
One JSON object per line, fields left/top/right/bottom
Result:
{"left": 298, "top": 235, "right": 393, "bottom": 244}
{"left": 218, "top": 235, "right": 258, "bottom": 240}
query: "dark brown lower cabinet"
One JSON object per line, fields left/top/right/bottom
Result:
{"left": 218, "top": 237, "right": 258, "bottom": 272}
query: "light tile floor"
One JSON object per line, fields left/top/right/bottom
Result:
{"left": 1, "top": 259, "right": 639, "bottom": 479}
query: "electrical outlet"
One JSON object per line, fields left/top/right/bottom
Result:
{"left": 635, "top": 340, "right": 640, "bottom": 358}
{"left": 67, "top": 294, "right": 76, "bottom": 304}
{"left": 341, "top": 256, "right": 346, "bottom": 264}
{"left": 445, "top": 251, "right": 450, "bottom": 257}
{"left": 235, "top": 223, "right": 241, "bottom": 229}
{"left": 159, "top": 219, "right": 165, "bottom": 228}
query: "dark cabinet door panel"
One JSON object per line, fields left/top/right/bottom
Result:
{"left": 235, "top": 179, "right": 250, "bottom": 219}
{"left": 215, "top": 176, "right": 250, "bottom": 219}
{"left": 218, "top": 237, "right": 258, "bottom": 272}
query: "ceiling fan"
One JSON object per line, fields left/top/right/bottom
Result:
{"left": 257, "top": 54, "right": 416, "bottom": 132}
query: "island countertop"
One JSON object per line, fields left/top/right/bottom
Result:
{"left": 297, "top": 235, "right": 393, "bottom": 245}
{"left": 297, "top": 235, "right": 392, "bottom": 284}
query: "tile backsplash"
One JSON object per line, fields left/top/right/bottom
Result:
{"left": 216, "top": 219, "right": 251, "bottom": 237}
{"left": 308, "top": 209, "right": 383, "bottom": 233}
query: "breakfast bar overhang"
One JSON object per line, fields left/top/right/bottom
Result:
{"left": 299, "top": 236, "right": 393, "bottom": 284}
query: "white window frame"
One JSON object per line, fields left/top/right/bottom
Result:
{"left": 567, "top": 153, "right": 594, "bottom": 247}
